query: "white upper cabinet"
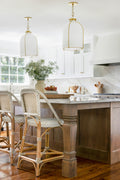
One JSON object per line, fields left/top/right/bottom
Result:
{"left": 83, "top": 53, "right": 93, "bottom": 77}
{"left": 74, "top": 52, "right": 93, "bottom": 77}
{"left": 39, "top": 41, "right": 93, "bottom": 79}
{"left": 64, "top": 51, "right": 74, "bottom": 76}
{"left": 61, "top": 42, "right": 93, "bottom": 78}
{"left": 56, "top": 47, "right": 65, "bottom": 75}
{"left": 74, "top": 54, "right": 84, "bottom": 75}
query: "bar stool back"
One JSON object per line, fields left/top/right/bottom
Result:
{"left": 0, "top": 91, "right": 24, "bottom": 164}
{"left": 17, "top": 89, "right": 64, "bottom": 176}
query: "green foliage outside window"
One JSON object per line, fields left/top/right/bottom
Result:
{"left": 1, "top": 56, "right": 9, "bottom": 65}
{"left": 10, "top": 67, "right": 17, "bottom": 74}
{"left": 10, "top": 57, "right": 17, "bottom": 65}
{"left": 1, "top": 66, "right": 9, "bottom": 74}
{"left": 18, "top": 76, "right": 24, "bottom": 83}
{"left": 18, "top": 58, "right": 24, "bottom": 66}
{"left": 1, "top": 75, "right": 9, "bottom": 83}
{"left": 18, "top": 67, "right": 24, "bottom": 75}
{"left": 10, "top": 76, "right": 17, "bottom": 83}
{"left": 0, "top": 56, "right": 25, "bottom": 83}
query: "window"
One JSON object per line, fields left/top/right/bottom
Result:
{"left": 0, "top": 56, "right": 26, "bottom": 83}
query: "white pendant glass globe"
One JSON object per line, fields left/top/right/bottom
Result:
{"left": 20, "top": 32, "right": 38, "bottom": 56}
{"left": 63, "top": 20, "right": 84, "bottom": 51}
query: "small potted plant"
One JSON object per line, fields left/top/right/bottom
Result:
{"left": 25, "top": 59, "right": 58, "bottom": 92}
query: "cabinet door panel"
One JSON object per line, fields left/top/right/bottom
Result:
{"left": 74, "top": 54, "right": 84, "bottom": 75}
{"left": 74, "top": 53, "right": 93, "bottom": 77}
{"left": 64, "top": 51, "right": 74, "bottom": 75}
{"left": 83, "top": 53, "right": 93, "bottom": 76}
{"left": 56, "top": 47, "right": 64, "bottom": 75}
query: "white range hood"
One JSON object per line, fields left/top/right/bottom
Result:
{"left": 92, "top": 32, "right": 120, "bottom": 65}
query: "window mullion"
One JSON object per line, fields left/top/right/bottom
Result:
{"left": 0, "top": 55, "right": 25, "bottom": 84}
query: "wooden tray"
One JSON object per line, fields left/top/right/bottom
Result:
{"left": 41, "top": 93, "right": 73, "bottom": 99}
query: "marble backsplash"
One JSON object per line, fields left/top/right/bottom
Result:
{"left": 45, "top": 64, "right": 120, "bottom": 94}
{"left": 0, "top": 64, "right": 120, "bottom": 95}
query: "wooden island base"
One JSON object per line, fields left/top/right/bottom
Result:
{"left": 15, "top": 101, "right": 120, "bottom": 178}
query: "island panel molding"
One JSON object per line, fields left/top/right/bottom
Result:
{"left": 77, "top": 108, "right": 110, "bottom": 163}
{"left": 110, "top": 102, "right": 120, "bottom": 164}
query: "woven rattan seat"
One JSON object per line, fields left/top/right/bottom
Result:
{"left": 28, "top": 118, "right": 64, "bottom": 128}
{"left": 2, "top": 115, "right": 24, "bottom": 124}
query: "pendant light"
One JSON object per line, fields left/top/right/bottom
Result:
{"left": 63, "top": 1, "right": 84, "bottom": 51}
{"left": 20, "top": 17, "right": 38, "bottom": 56}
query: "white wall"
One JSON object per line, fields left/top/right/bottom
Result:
{"left": 0, "top": 40, "right": 19, "bottom": 56}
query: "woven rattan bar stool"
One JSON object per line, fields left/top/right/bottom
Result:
{"left": 0, "top": 91, "right": 25, "bottom": 164}
{"left": 17, "top": 89, "right": 64, "bottom": 177}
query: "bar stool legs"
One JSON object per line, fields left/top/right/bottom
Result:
{"left": 17, "top": 119, "right": 63, "bottom": 177}
{"left": 10, "top": 116, "right": 15, "bottom": 165}
{"left": 36, "top": 121, "right": 41, "bottom": 176}
{"left": 0, "top": 113, "right": 15, "bottom": 165}
{"left": 17, "top": 118, "right": 28, "bottom": 169}
{"left": 6, "top": 122, "right": 10, "bottom": 150}
{"left": 17, "top": 120, "right": 42, "bottom": 177}
{"left": 20, "top": 123, "right": 24, "bottom": 142}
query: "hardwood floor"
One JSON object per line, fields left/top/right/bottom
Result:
{"left": 1, "top": 151, "right": 120, "bottom": 180}
{"left": 1, "top": 132, "right": 120, "bottom": 180}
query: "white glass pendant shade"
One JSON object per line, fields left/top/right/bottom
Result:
{"left": 63, "top": 1, "right": 84, "bottom": 51}
{"left": 20, "top": 17, "right": 38, "bottom": 57}
{"left": 63, "top": 20, "right": 84, "bottom": 50}
{"left": 20, "top": 32, "right": 38, "bottom": 56}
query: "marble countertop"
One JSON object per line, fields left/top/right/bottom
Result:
{"left": 14, "top": 93, "right": 120, "bottom": 105}
{"left": 40, "top": 96, "right": 120, "bottom": 104}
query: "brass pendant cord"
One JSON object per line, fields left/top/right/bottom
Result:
{"left": 25, "top": 16, "right": 32, "bottom": 33}
{"left": 72, "top": 3, "right": 75, "bottom": 18}
{"left": 69, "top": 2, "right": 78, "bottom": 21}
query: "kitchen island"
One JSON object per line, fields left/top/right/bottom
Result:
{"left": 39, "top": 97, "right": 120, "bottom": 177}
{"left": 15, "top": 97, "right": 120, "bottom": 178}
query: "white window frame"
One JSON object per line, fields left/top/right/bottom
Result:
{"left": 0, "top": 55, "right": 30, "bottom": 85}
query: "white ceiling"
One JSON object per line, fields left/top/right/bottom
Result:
{"left": 0, "top": 0, "right": 120, "bottom": 46}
